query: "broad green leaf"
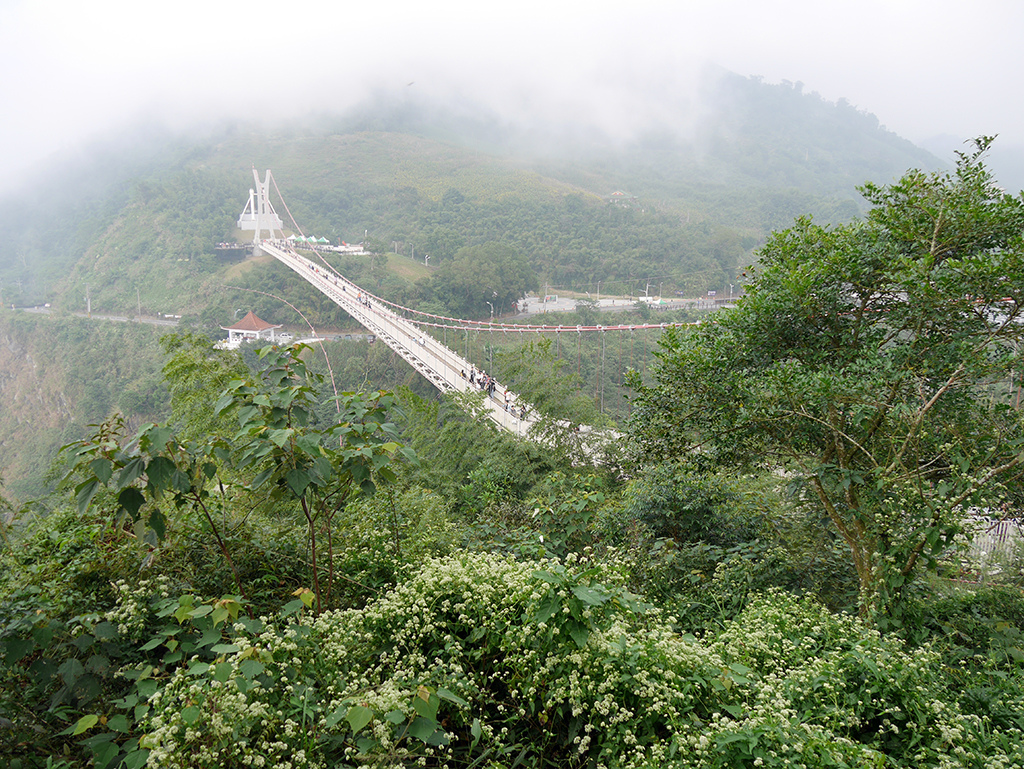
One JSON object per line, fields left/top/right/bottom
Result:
{"left": 89, "top": 457, "right": 113, "bottom": 485}
{"left": 407, "top": 716, "right": 439, "bottom": 742}
{"left": 145, "top": 456, "right": 176, "bottom": 492}
{"left": 75, "top": 478, "right": 101, "bottom": 516}
{"left": 325, "top": 704, "right": 347, "bottom": 729}
{"left": 412, "top": 688, "right": 438, "bottom": 720}
{"left": 568, "top": 623, "right": 590, "bottom": 649}
{"left": 122, "top": 749, "right": 150, "bottom": 769}
{"left": 437, "top": 687, "right": 468, "bottom": 706}
{"left": 213, "top": 662, "right": 232, "bottom": 683}
{"left": 213, "top": 392, "right": 236, "bottom": 416}
{"left": 571, "top": 585, "right": 610, "bottom": 606}
{"left": 269, "top": 428, "right": 294, "bottom": 447}
{"left": 117, "top": 487, "right": 146, "bottom": 520}
{"left": 117, "top": 456, "right": 146, "bottom": 487}
{"left": 285, "top": 468, "right": 310, "bottom": 497}
{"left": 3, "top": 636, "right": 35, "bottom": 662}
{"left": 346, "top": 705, "right": 374, "bottom": 733}
{"left": 147, "top": 509, "right": 166, "bottom": 540}
{"left": 93, "top": 739, "right": 120, "bottom": 769}
{"left": 533, "top": 594, "right": 560, "bottom": 624}
{"left": 145, "top": 425, "right": 174, "bottom": 452}
{"left": 71, "top": 714, "right": 99, "bottom": 735}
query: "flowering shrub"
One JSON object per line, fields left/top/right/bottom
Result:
{"left": 708, "top": 589, "right": 1024, "bottom": 767}
{"left": 142, "top": 569, "right": 1024, "bottom": 769}
{"left": 143, "top": 551, "right": 726, "bottom": 768}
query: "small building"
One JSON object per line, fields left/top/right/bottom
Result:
{"left": 218, "top": 311, "right": 283, "bottom": 350}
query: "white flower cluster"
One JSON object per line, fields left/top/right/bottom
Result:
{"left": 104, "top": 576, "right": 173, "bottom": 640}
{"left": 140, "top": 560, "right": 1024, "bottom": 768}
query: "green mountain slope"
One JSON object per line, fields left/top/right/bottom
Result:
{"left": 0, "top": 72, "right": 947, "bottom": 319}
{"left": 0, "top": 72, "right": 958, "bottom": 500}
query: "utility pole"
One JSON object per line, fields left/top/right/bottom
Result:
{"left": 86, "top": 283, "right": 91, "bottom": 318}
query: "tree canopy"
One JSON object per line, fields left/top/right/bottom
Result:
{"left": 424, "top": 242, "right": 538, "bottom": 319}
{"left": 628, "top": 137, "right": 1024, "bottom": 617}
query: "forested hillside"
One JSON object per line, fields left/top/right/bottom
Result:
{"left": 0, "top": 72, "right": 947, "bottom": 500}
{"left": 2, "top": 145, "right": 1024, "bottom": 769}
{"left": 0, "top": 71, "right": 942, "bottom": 315}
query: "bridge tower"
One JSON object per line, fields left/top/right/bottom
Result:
{"left": 237, "top": 168, "right": 284, "bottom": 244}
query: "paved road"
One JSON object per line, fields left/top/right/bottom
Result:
{"left": 15, "top": 306, "right": 181, "bottom": 326}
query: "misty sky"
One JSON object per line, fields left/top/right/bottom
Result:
{"left": 2, "top": 0, "right": 1022, "bottom": 191}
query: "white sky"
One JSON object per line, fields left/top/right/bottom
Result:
{"left": 2, "top": 0, "right": 1022, "bottom": 190}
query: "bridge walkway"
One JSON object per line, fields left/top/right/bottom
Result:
{"left": 261, "top": 241, "right": 534, "bottom": 437}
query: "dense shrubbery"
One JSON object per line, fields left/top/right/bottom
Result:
{"left": 5, "top": 146, "right": 1024, "bottom": 768}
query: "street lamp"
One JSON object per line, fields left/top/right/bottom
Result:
{"left": 425, "top": 254, "right": 430, "bottom": 267}
{"left": 486, "top": 302, "right": 495, "bottom": 371}
{"left": 729, "top": 283, "right": 734, "bottom": 302}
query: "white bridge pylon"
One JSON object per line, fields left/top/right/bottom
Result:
{"left": 259, "top": 240, "right": 534, "bottom": 437}
{"left": 238, "top": 169, "right": 284, "bottom": 244}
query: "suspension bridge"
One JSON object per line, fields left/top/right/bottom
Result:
{"left": 238, "top": 169, "right": 688, "bottom": 438}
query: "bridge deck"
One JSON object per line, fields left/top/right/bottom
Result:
{"left": 261, "top": 241, "right": 534, "bottom": 436}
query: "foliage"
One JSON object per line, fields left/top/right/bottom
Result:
{"left": 213, "top": 344, "right": 414, "bottom": 612}
{"left": 629, "top": 138, "right": 1024, "bottom": 619}
{"left": 496, "top": 338, "right": 618, "bottom": 466}
{"left": 0, "top": 313, "right": 169, "bottom": 502}
{"left": 396, "top": 383, "right": 560, "bottom": 507}
{"left": 707, "top": 589, "right": 1024, "bottom": 768}
{"left": 617, "top": 462, "right": 764, "bottom": 547}
{"left": 423, "top": 242, "right": 538, "bottom": 319}
{"left": 62, "top": 344, "right": 413, "bottom": 612}
{"left": 139, "top": 551, "right": 722, "bottom": 769}
{"left": 159, "top": 332, "right": 247, "bottom": 440}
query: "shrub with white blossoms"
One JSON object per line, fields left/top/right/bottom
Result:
{"left": 104, "top": 576, "right": 175, "bottom": 641}
{"left": 141, "top": 558, "right": 1024, "bottom": 769}
{"left": 706, "top": 589, "right": 1024, "bottom": 768}
{"left": 143, "top": 551, "right": 726, "bottom": 768}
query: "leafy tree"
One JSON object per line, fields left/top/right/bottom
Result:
{"left": 64, "top": 345, "right": 413, "bottom": 612}
{"left": 427, "top": 242, "right": 538, "bottom": 318}
{"left": 628, "top": 138, "right": 1024, "bottom": 619}
{"left": 214, "top": 344, "right": 414, "bottom": 612}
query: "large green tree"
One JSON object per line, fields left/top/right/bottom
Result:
{"left": 628, "top": 138, "right": 1024, "bottom": 618}
{"left": 426, "top": 242, "right": 538, "bottom": 319}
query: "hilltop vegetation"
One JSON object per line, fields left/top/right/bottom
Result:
{"left": 0, "top": 72, "right": 947, "bottom": 498}
{"left": 0, "top": 71, "right": 942, "bottom": 314}
{"left": 2, "top": 146, "right": 1024, "bottom": 768}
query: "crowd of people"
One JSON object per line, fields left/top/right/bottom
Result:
{"left": 461, "top": 368, "right": 527, "bottom": 419}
